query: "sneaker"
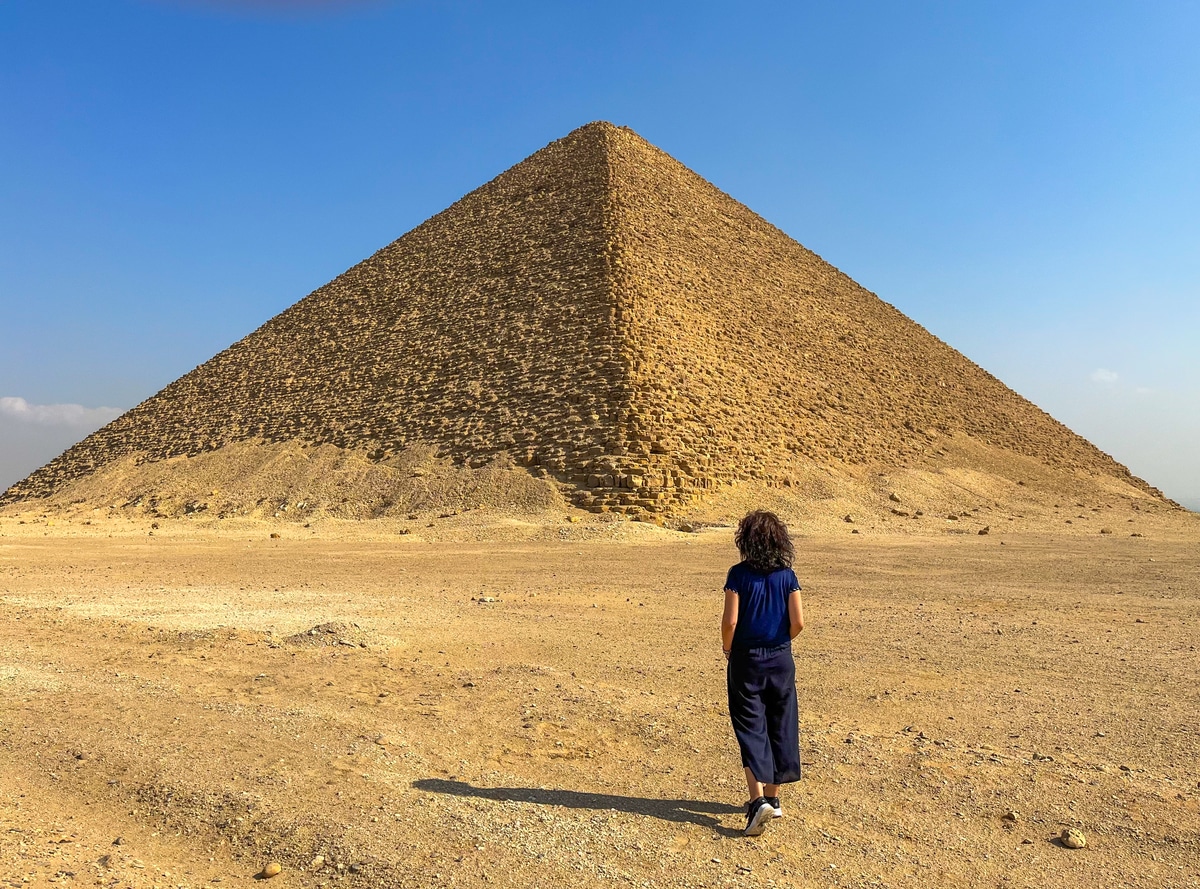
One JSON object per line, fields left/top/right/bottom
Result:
{"left": 766, "top": 796, "right": 782, "bottom": 818}
{"left": 744, "top": 796, "right": 773, "bottom": 837}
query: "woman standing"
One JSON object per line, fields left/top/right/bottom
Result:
{"left": 721, "top": 510, "right": 805, "bottom": 837}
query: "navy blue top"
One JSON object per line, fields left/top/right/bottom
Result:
{"left": 725, "top": 562, "right": 801, "bottom": 650}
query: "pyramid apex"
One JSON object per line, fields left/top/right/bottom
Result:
{"left": 563, "top": 120, "right": 631, "bottom": 140}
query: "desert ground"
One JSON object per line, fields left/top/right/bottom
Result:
{"left": 1, "top": 512, "right": 1197, "bottom": 889}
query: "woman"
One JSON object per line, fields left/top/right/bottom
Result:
{"left": 721, "top": 510, "right": 805, "bottom": 836}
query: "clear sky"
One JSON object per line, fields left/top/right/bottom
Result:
{"left": 2, "top": 0, "right": 1197, "bottom": 509}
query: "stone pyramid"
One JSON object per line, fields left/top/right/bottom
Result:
{"left": 1, "top": 122, "right": 1161, "bottom": 514}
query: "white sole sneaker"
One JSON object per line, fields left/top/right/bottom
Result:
{"left": 744, "top": 801, "right": 773, "bottom": 837}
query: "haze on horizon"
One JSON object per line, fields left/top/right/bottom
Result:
{"left": 2, "top": 1, "right": 1197, "bottom": 511}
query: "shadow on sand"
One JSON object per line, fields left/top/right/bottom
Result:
{"left": 413, "top": 778, "right": 743, "bottom": 835}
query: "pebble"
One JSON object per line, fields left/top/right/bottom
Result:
{"left": 310, "top": 854, "right": 325, "bottom": 869}
{"left": 1060, "top": 828, "right": 1086, "bottom": 849}
{"left": 261, "top": 861, "right": 282, "bottom": 878}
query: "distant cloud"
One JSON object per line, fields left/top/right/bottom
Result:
{"left": 0, "top": 396, "right": 122, "bottom": 427}
{"left": 1090, "top": 368, "right": 1119, "bottom": 384}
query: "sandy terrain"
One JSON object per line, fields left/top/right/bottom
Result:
{"left": 1, "top": 514, "right": 1198, "bottom": 889}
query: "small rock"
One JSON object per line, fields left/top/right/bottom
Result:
{"left": 310, "top": 854, "right": 325, "bottom": 869}
{"left": 261, "top": 861, "right": 282, "bottom": 878}
{"left": 477, "top": 596, "right": 499, "bottom": 604}
{"left": 1060, "top": 828, "right": 1086, "bottom": 849}
{"left": 270, "top": 532, "right": 281, "bottom": 539}
{"left": 1002, "top": 810, "right": 1020, "bottom": 823}
{"left": 842, "top": 514, "right": 854, "bottom": 523}
{"left": 889, "top": 493, "right": 901, "bottom": 503}
{"left": 978, "top": 526, "right": 990, "bottom": 535}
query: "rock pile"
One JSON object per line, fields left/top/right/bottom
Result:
{"left": 0, "top": 122, "right": 1165, "bottom": 514}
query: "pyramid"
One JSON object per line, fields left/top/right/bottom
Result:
{"left": 1, "top": 122, "right": 1164, "bottom": 515}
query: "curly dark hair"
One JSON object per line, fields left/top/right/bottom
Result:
{"left": 734, "top": 510, "right": 794, "bottom": 571}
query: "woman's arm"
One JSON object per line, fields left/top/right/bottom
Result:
{"left": 788, "top": 589, "right": 805, "bottom": 638}
{"left": 721, "top": 589, "right": 739, "bottom": 656}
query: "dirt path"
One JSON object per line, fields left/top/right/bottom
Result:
{"left": 1, "top": 527, "right": 1198, "bottom": 888}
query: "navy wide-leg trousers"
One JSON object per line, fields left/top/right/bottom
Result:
{"left": 727, "top": 644, "right": 801, "bottom": 785}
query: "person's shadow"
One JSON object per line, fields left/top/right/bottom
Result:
{"left": 413, "top": 778, "right": 743, "bottom": 836}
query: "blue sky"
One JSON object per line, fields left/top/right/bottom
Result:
{"left": 2, "top": 0, "right": 1197, "bottom": 509}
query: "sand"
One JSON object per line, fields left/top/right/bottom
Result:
{"left": 1, "top": 512, "right": 1197, "bottom": 889}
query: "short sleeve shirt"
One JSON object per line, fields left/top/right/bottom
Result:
{"left": 725, "top": 562, "right": 801, "bottom": 651}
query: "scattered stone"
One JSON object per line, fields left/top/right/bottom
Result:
{"left": 477, "top": 596, "right": 500, "bottom": 604}
{"left": 310, "top": 854, "right": 326, "bottom": 869}
{"left": 270, "top": 532, "right": 281, "bottom": 539}
{"left": 889, "top": 493, "right": 902, "bottom": 503}
{"left": 978, "top": 526, "right": 990, "bottom": 535}
{"left": 842, "top": 514, "right": 854, "bottom": 523}
{"left": 285, "top": 621, "right": 369, "bottom": 648}
{"left": 260, "top": 861, "right": 282, "bottom": 878}
{"left": 1002, "top": 810, "right": 1020, "bottom": 823}
{"left": 1060, "top": 828, "right": 1086, "bottom": 849}
{"left": 1100, "top": 528, "right": 1112, "bottom": 535}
